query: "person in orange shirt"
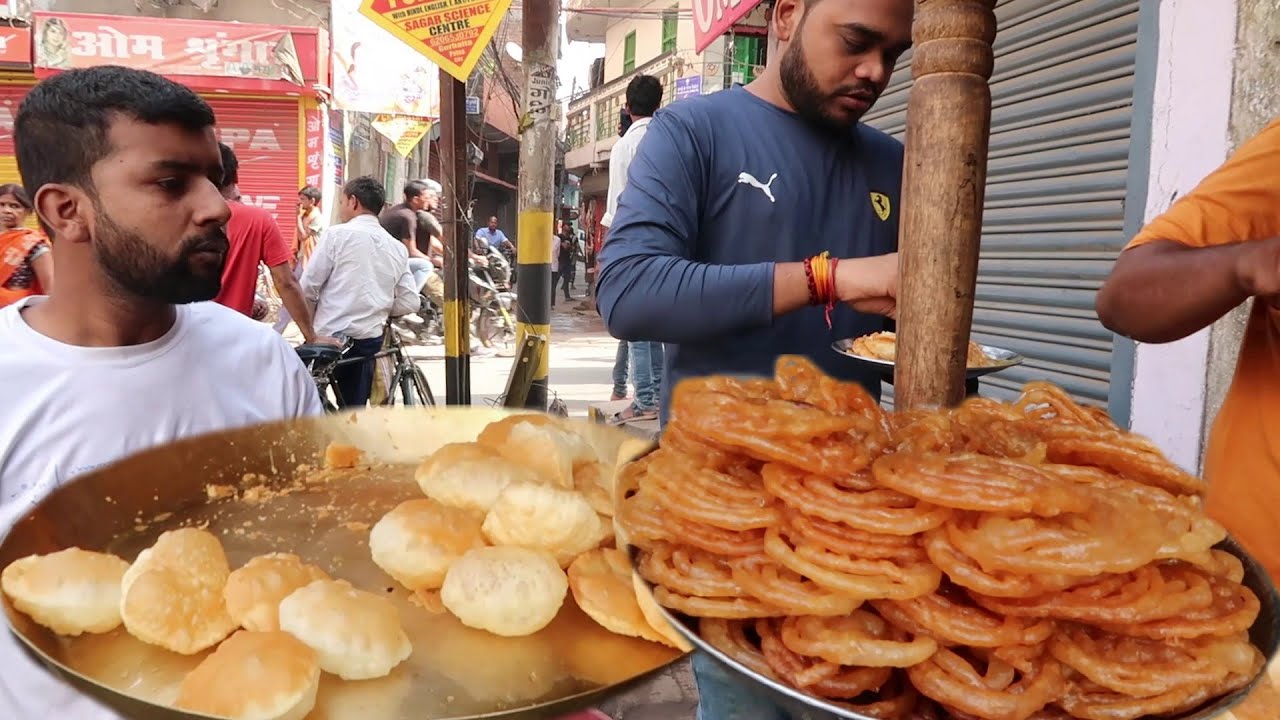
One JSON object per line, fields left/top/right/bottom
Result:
{"left": 1096, "top": 117, "right": 1280, "bottom": 582}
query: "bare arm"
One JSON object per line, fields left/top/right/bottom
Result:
{"left": 1095, "top": 239, "right": 1274, "bottom": 344}
{"left": 31, "top": 252, "right": 53, "bottom": 295}
{"left": 269, "top": 263, "right": 318, "bottom": 342}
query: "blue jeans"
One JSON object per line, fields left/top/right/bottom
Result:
{"left": 693, "top": 653, "right": 792, "bottom": 720}
{"left": 407, "top": 258, "right": 433, "bottom": 293}
{"left": 612, "top": 341, "right": 629, "bottom": 398}
{"left": 629, "top": 341, "right": 664, "bottom": 412}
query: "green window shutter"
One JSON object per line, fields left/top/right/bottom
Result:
{"left": 623, "top": 31, "right": 636, "bottom": 74}
{"left": 661, "top": 10, "right": 677, "bottom": 54}
{"left": 731, "top": 35, "right": 762, "bottom": 84}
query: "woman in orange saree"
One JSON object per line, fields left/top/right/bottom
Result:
{"left": 0, "top": 184, "right": 52, "bottom": 308}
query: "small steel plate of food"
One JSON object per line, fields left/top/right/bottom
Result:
{"left": 0, "top": 407, "right": 686, "bottom": 720}
{"left": 833, "top": 331, "right": 1024, "bottom": 379}
{"left": 617, "top": 355, "right": 1280, "bottom": 720}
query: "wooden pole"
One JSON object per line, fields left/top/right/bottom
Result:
{"left": 895, "top": 0, "right": 997, "bottom": 410}
{"left": 515, "top": 0, "right": 560, "bottom": 410}
{"left": 440, "top": 73, "right": 472, "bottom": 405}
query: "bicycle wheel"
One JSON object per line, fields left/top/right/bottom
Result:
{"left": 398, "top": 363, "right": 434, "bottom": 406}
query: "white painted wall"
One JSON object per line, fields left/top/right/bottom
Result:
{"left": 1126, "top": 0, "right": 1238, "bottom": 472}
{"left": 600, "top": 0, "right": 726, "bottom": 84}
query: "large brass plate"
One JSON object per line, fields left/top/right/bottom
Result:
{"left": 628, "top": 538, "right": 1279, "bottom": 720}
{"left": 0, "top": 407, "right": 681, "bottom": 720}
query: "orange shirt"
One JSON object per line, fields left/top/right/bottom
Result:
{"left": 1127, "top": 117, "right": 1280, "bottom": 582}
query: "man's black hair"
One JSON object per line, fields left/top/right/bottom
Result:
{"left": 15, "top": 66, "right": 216, "bottom": 199}
{"left": 218, "top": 143, "right": 239, "bottom": 190}
{"left": 625, "top": 75, "right": 663, "bottom": 119}
{"left": 344, "top": 176, "right": 385, "bottom": 214}
{"left": 299, "top": 185, "right": 322, "bottom": 203}
{"left": 403, "top": 180, "right": 428, "bottom": 201}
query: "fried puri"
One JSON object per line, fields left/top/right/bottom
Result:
{"left": 370, "top": 499, "right": 486, "bottom": 591}
{"left": 120, "top": 528, "right": 237, "bottom": 654}
{"left": 223, "top": 553, "right": 330, "bottom": 632}
{"left": 278, "top": 579, "right": 411, "bottom": 680}
{"left": 415, "top": 442, "right": 540, "bottom": 513}
{"left": 441, "top": 546, "right": 568, "bottom": 637}
{"left": 481, "top": 482, "right": 602, "bottom": 566}
{"left": 176, "top": 630, "right": 320, "bottom": 720}
{"left": 1, "top": 548, "right": 129, "bottom": 636}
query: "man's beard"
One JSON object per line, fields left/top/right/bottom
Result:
{"left": 94, "top": 208, "right": 229, "bottom": 305}
{"left": 779, "top": 26, "right": 879, "bottom": 132}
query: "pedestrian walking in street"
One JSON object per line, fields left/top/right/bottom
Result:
{"left": 557, "top": 230, "right": 576, "bottom": 302}
{"left": 595, "top": 0, "right": 911, "bottom": 713}
{"left": 600, "top": 74, "right": 668, "bottom": 424}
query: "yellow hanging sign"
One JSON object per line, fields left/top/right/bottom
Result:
{"left": 370, "top": 115, "right": 434, "bottom": 157}
{"left": 358, "top": 0, "right": 514, "bottom": 82}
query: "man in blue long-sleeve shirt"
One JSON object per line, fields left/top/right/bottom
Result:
{"left": 597, "top": 0, "right": 910, "bottom": 420}
{"left": 595, "top": 0, "right": 912, "bottom": 716}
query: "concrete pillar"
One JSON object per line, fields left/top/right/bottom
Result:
{"left": 1126, "top": 0, "right": 1238, "bottom": 472}
{"left": 1203, "top": 0, "right": 1280, "bottom": 445}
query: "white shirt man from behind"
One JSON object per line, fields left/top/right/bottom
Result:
{"left": 300, "top": 175, "right": 419, "bottom": 408}
{"left": 0, "top": 67, "right": 323, "bottom": 719}
{"left": 600, "top": 74, "right": 666, "bottom": 423}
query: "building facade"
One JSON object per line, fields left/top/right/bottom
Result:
{"left": 563, "top": 0, "right": 767, "bottom": 257}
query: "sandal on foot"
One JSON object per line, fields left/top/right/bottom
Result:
{"left": 608, "top": 405, "right": 658, "bottom": 425}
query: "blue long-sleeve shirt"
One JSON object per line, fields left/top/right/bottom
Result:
{"left": 596, "top": 86, "right": 903, "bottom": 417}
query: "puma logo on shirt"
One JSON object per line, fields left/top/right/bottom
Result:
{"left": 737, "top": 171, "right": 778, "bottom": 203}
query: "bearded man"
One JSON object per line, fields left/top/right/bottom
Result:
{"left": 0, "top": 66, "right": 321, "bottom": 718}
{"left": 593, "top": 0, "right": 912, "bottom": 716}
{"left": 596, "top": 0, "right": 910, "bottom": 428}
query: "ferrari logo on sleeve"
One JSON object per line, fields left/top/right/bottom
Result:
{"left": 870, "top": 192, "right": 892, "bottom": 222}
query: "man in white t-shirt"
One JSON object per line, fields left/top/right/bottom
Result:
{"left": 0, "top": 66, "right": 321, "bottom": 718}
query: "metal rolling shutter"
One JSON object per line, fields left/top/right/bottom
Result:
{"left": 205, "top": 96, "right": 302, "bottom": 248}
{"left": 865, "top": 0, "right": 1139, "bottom": 409}
{"left": 0, "top": 82, "right": 31, "bottom": 188}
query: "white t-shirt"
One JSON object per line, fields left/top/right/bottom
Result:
{"left": 600, "top": 115, "right": 653, "bottom": 229}
{"left": 0, "top": 297, "right": 323, "bottom": 718}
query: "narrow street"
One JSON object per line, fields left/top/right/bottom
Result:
{"left": 406, "top": 294, "right": 619, "bottom": 415}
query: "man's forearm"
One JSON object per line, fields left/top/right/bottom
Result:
{"left": 1097, "top": 240, "right": 1255, "bottom": 344}
{"left": 276, "top": 277, "right": 318, "bottom": 342}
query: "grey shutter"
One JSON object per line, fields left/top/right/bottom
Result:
{"left": 865, "top": 0, "right": 1140, "bottom": 409}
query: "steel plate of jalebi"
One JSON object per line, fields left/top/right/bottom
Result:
{"left": 618, "top": 355, "right": 1279, "bottom": 720}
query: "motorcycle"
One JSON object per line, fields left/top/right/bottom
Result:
{"left": 393, "top": 264, "right": 516, "bottom": 349}
{"left": 469, "top": 259, "right": 517, "bottom": 348}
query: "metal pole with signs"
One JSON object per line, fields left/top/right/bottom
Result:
{"left": 359, "top": 0, "right": 515, "bottom": 405}
{"left": 515, "top": 0, "right": 560, "bottom": 411}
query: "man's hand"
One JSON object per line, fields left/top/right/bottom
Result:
{"left": 836, "top": 252, "right": 898, "bottom": 318}
{"left": 312, "top": 335, "right": 343, "bottom": 347}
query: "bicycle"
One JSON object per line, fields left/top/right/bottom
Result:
{"left": 295, "top": 319, "right": 436, "bottom": 412}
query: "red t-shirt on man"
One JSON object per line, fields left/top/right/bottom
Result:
{"left": 214, "top": 201, "right": 293, "bottom": 316}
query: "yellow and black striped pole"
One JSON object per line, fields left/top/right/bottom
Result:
{"left": 439, "top": 72, "right": 471, "bottom": 405}
{"left": 515, "top": 0, "right": 560, "bottom": 411}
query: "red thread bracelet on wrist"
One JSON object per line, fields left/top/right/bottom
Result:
{"left": 803, "top": 256, "right": 820, "bottom": 306}
{"left": 824, "top": 257, "right": 840, "bottom": 329}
